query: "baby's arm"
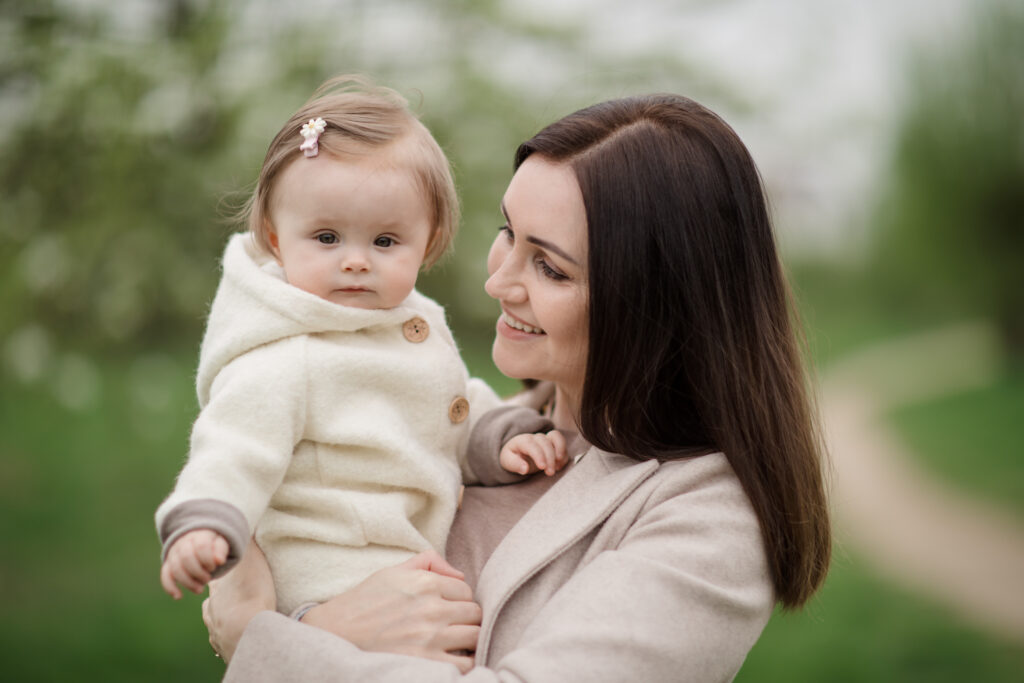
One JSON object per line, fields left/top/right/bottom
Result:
{"left": 160, "top": 528, "right": 230, "bottom": 600}
{"left": 463, "top": 403, "right": 555, "bottom": 485}
{"left": 500, "top": 430, "right": 569, "bottom": 477}
{"left": 156, "top": 339, "right": 309, "bottom": 592}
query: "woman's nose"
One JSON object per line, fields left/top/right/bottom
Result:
{"left": 484, "top": 243, "right": 526, "bottom": 303}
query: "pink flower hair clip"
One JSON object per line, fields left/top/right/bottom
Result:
{"left": 299, "top": 117, "right": 327, "bottom": 157}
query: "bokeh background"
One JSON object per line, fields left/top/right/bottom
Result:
{"left": 1, "top": 0, "right": 1021, "bottom": 680}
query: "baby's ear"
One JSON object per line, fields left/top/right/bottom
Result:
{"left": 420, "top": 228, "right": 440, "bottom": 270}
{"left": 267, "top": 227, "right": 282, "bottom": 262}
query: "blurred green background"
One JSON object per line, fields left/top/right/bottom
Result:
{"left": 1, "top": 0, "right": 1021, "bottom": 680}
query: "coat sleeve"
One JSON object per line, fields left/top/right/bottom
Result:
{"left": 155, "top": 339, "right": 308, "bottom": 564}
{"left": 223, "top": 458, "right": 775, "bottom": 682}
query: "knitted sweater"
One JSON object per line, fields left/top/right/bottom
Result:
{"left": 155, "top": 234, "right": 508, "bottom": 614}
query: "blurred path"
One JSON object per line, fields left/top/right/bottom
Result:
{"left": 821, "top": 322, "right": 1024, "bottom": 642}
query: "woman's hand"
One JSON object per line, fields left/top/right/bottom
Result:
{"left": 202, "top": 539, "right": 275, "bottom": 663}
{"left": 302, "top": 550, "right": 482, "bottom": 674}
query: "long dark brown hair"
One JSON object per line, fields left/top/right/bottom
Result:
{"left": 515, "top": 94, "right": 830, "bottom": 608}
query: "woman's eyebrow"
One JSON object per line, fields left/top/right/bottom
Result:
{"left": 500, "top": 201, "right": 580, "bottom": 266}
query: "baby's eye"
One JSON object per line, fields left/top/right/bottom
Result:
{"left": 374, "top": 235, "right": 395, "bottom": 248}
{"left": 316, "top": 233, "right": 338, "bottom": 245}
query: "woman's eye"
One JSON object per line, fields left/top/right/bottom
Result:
{"left": 316, "top": 233, "right": 337, "bottom": 245}
{"left": 498, "top": 224, "right": 514, "bottom": 242}
{"left": 537, "top": 258, "right": 568, "bottom": 281}
{"left": 374, "top": 236, "right": 395, "bottom": 248}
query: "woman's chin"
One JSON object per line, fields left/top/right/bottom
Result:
{"left": 491, "top": 345, "right": 533, "bottom": 381}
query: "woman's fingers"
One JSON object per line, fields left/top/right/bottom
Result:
{"left": 203, "top": 539, "right": 275, "bottom": 663}
{"left": 208, "top": 539, "right": 276, "bottom": 610}
{"left": 447, "top": 598, "right": 483, "bottom": 626}
{"left": 422, "top": 572, "right": 474, "bottom": 603}
{"left": 201, "top": 596, "right": 213, "bottom": 631}
{"left": 201, "top": 597, "right": 223, "bottom": 657}
{"left": 402, "top": 549, "right": 465, "bottom": 580}
{"left": 435, "top": 624, "right": 481, "bottom": 653}
{"left": 299, "top": 553, "right": 482, "bottom": 665}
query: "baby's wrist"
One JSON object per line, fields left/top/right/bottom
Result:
{"left": 291, "top": 602, "right": 319, "bottom": 623}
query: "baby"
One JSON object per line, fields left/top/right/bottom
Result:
{"left": 156, "top": 76, "right": 566, "bottom": 614}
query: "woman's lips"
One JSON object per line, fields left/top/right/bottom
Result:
{"left": 500, "top": 311, "right": 544, "bottom": 335}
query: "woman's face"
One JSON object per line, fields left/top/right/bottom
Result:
{"left": 485, "top": 156, "right": 589, "bottom": 401}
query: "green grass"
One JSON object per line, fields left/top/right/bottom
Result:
{"left": 739, "top": 553, "right": 1024, "bottom": 683}
{"left": 0, "top": 348, "right": 224, "bottom": 682}
{"left": 886, "top": 369, "right": 1024, "bottom": 519}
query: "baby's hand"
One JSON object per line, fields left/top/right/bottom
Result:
{"left": 500, "top": 430, "right": 568, "bottom": 477}
{"left": 160, "top": 529, "right": 230, "bottom": 600}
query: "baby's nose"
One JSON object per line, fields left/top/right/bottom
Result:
{"left": 341, "top": 250, "right": 370, "bottom": 272}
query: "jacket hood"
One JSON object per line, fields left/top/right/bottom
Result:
{"left": 196, "top": 233, "right": 430, "bottom": 404}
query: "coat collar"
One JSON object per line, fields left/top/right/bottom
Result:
{"left": 474, "top": 447, "right": 659, "bottom": 661}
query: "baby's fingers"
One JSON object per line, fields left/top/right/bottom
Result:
{"left": 175, "top": 566, "right": 209, "bottom": 595}
{"left": 547, "top": 430, "right": 569, "bottom": 466}
{"left": 179, "top": 552, "right": 213, "bottom": 593}
{"left": 514, "top": 454, "right": 535, "bottom": 475}
{"left": 531, "top": 436, "right": 562, "bottom": 475}
{"left": 196, "top": 536, "right": 229, "bottom": 573}
{"left": 213, "top": 535, "right": 229, "bottom": 564}
{"left": 161, "top": 562, "right": 183, "bottom": 600}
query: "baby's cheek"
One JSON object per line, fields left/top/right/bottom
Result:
{"left": 392, "top": 261, "right": 422, "bottom": 301}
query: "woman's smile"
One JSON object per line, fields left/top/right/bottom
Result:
{"left": 499, "top": 310, "right": 545, "bottom": 335}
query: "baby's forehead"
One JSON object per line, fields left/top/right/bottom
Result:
{"left": 326, "top": 138, "right": 433, "bottom": 192}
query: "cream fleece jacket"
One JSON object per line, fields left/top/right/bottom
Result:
{"left": 155, "top": 233, "right": 507, "bottom": 614}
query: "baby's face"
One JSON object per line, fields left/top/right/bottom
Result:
{"left": 268, "top": 152, "right": 432, "bottom": 309}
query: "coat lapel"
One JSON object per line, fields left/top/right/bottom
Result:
{"left": 474, "top": 448, "right": 659, "bottom": 660}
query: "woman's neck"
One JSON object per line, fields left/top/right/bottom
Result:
{"left": 549, "top": 385, "right": 580, "bottom": 433}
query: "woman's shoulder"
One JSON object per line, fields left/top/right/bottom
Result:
{"left": 595, "top": 449, "right": 735, "bottom": 484}
{"left": 578, "top": 449, "right": 773, "bottom": 610}
{"left": 594, "top": 450, "right": 758, "bottom": 525}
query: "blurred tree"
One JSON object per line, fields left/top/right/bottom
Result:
{"left": 0, "top": 0, "right": 248, "bottom": 357}
{"left": 0, "top": 0, "right": 722, "bottom": 383}
{"left": 868, "top": 1, "right": 1024, "bottom": 357}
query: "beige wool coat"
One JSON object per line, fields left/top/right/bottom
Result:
{"left": 224, "top": 415, "right": 776, "bottom": 681}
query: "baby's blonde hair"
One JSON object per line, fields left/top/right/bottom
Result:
{"left": 243, "top": 75, "right": 458, "bottom": 268}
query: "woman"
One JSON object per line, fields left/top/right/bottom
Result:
{"left": 205, "top": 93, "right": 831, "bottom": 681}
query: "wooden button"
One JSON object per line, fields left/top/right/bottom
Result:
{"left": 448, "top": 396, "right": 469, "bottom": 424}
{"left": 402, "top": 317, "right": 429, "bottom": 343}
